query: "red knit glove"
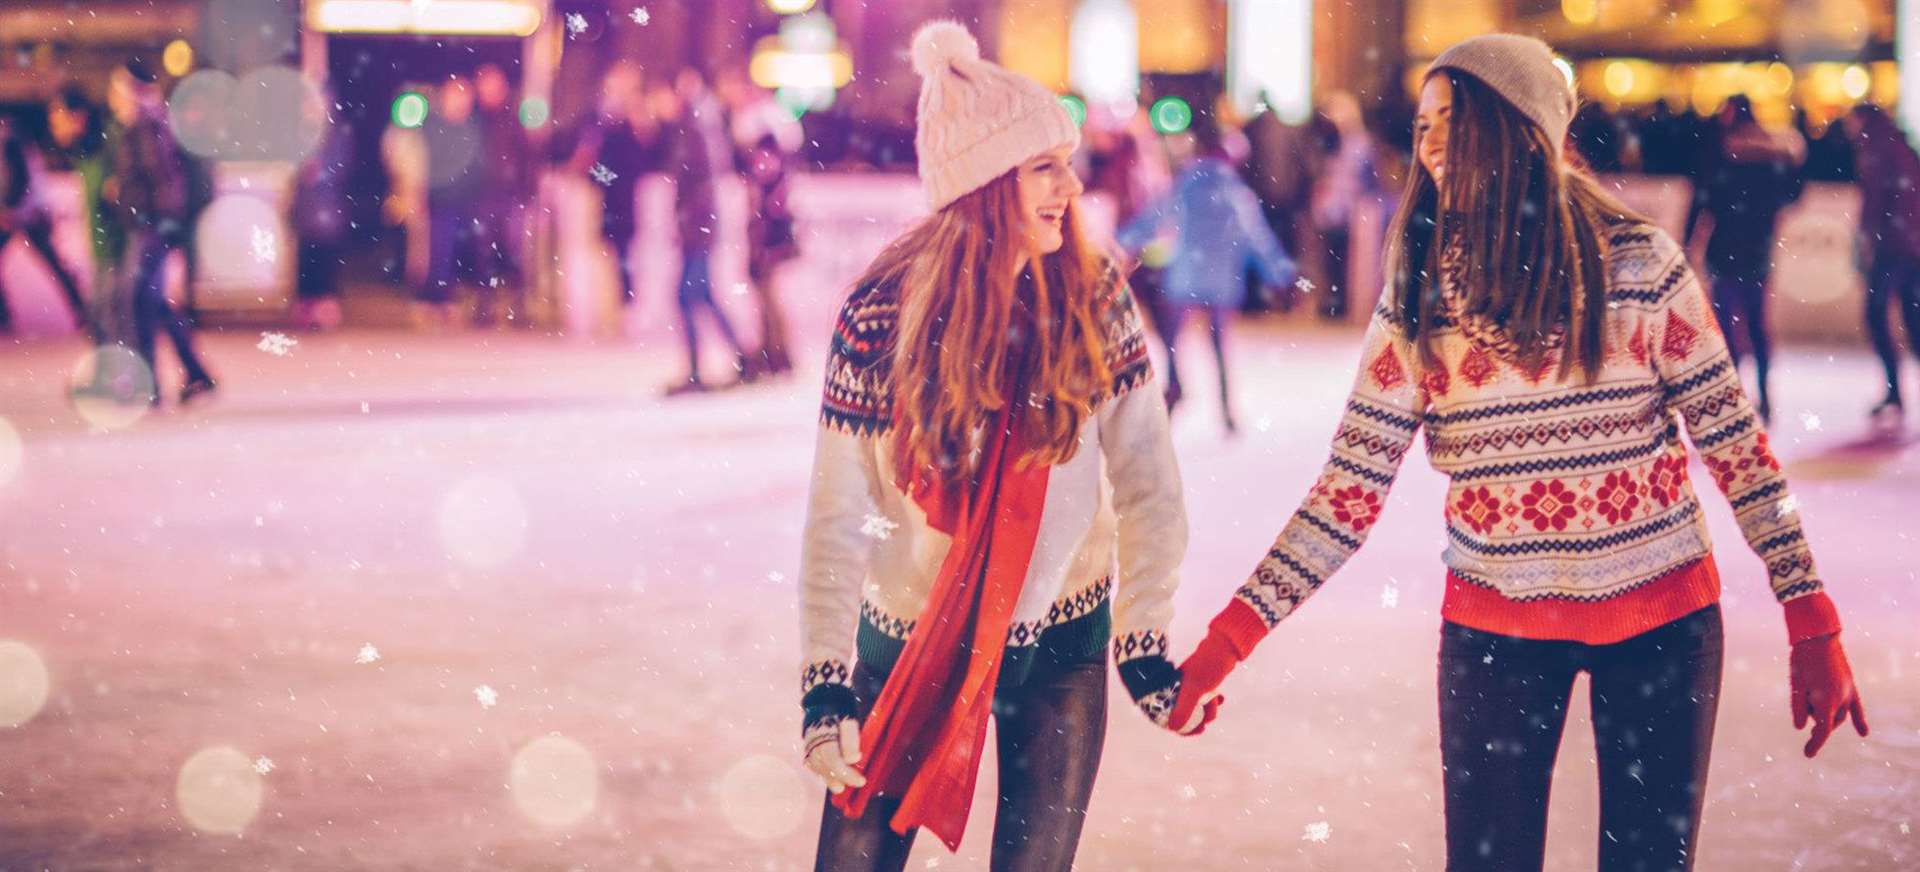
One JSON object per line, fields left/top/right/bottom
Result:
{"left": 1170, "top": 599, "right": 1270, "bottom": 734}
{"left": 1790, "top": 632, "right": 1868, "bottom": 758}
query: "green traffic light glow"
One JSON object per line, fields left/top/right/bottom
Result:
{"left": 392, "top": 91, "right": 429, "bottom": 129}
{"left": 518, "top": 96, "right": 551, "bottom": 129}
{"left": 1058, "top": 95, "right": 1087, "bottom": 128}
{"left": 1150, "top": 96, "right": 1191, "bottom": 135}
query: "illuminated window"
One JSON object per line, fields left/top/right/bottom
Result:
{"left": 1070, "top": 0, "right": 1139, "bottom": 106}
{"left": 1227, "top": 0, "right": 1311, "bottom": 123}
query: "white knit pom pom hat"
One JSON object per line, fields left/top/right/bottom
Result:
{"left": 910, "top": 20, "right": 1080, "bottom": 212}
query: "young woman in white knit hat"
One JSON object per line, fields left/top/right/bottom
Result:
{"left": 1169, "top": 34, "right": 1868, "bottom": 871}
{"left": 795, "top": 20, "right": 1212, "bottom": 871}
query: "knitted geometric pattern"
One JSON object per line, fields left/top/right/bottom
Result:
{"left": 1234, "top": 222, "right": 1824, "bottom": 630}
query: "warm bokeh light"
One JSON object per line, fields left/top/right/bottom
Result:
{"left": 0, "top": 417, "right": 20, "bottom": 489}
{"left": 1605, "top": 61, "right": 1636, "bottom": 97}
{"left": 436, "top": 476, "right": 529, "bottom": 570}
{"left": 1562, "top": 0, "right": 1598, "bottom": 26}
{"left": 175, "top": 747, "right": 265, "bottom": 835}
{"left": 765, "top": 0, "right": 817, "bottom": 13}
{"left": 510, "top": 735, "right": 599, "bottom": 827}
{"left": 162, "top": 39, "right": 194, "bottom": 77}
{"left": 0, "top": 641, "right": 49, "bottom": 728}
{"left": 1843, "top": 64, "right": 1872, "bottom": 101}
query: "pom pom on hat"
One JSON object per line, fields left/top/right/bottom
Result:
{"left": 911, "top": 20, "right": 979, "bottom": 78}
{"left": 909, "top": 20, "right": 1078, "bottom": 211}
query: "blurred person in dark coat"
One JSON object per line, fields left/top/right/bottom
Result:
{"left": 292, "top": 93, "right": 351, "bottom": 331}
{"left": 0, "top": 115, "right": 94, "bottom": 338}
{"left": 663, "top": 68, "right": 752, "bottom": 395}
{"left": 569, "top": 63, "right": 664, "bottom": 310}
{"left": 1844, "top": 103, "right": 1920, "bottom": 425}
{"left": 719, "top": 67, "right": 802, "bottom": 377}
{"left": 1684, "top": 95, "right": 1805, "bottom": 423}
{"left": 103, "top": 58, "right": 215, "bottom": 405}
{"left": 471, "top": 63, "right": 529, "bottom": 326}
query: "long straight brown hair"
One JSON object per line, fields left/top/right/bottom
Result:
{"left": 1385, "top": 70, "right": 1643, "bottom": 381}
{"left": 856, "top": 171, "right": 1111, "bottom": 482}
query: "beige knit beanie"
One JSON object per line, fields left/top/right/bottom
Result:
{"left": 910, "top": 20, "right": 1080, "bottom": 212}
{"left": 1427, "top": 34, "right": 1575, "bottom": 153}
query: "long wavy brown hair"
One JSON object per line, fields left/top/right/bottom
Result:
{"left": 1386, "top": 70, "right": 1643, "bottom": 381}
{"left": 858, "top": 171, "right": 1112, "bottom": 483}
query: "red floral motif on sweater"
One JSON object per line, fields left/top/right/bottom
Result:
{"left": 1519, "top": 479, "right": 1579, "bottom": 532}
{"left": 1661, "top": 311, "right": 1699, "bottom": 361}
{"left": 1704, "top": 454, "right": 1738, "bottom": 491}
{"left": 1646, "top": 454, "right": 1687, "bottom": 507}
{"left": 1369, "top": 346, "right": 1407, "bottom": 392}
{"left": 1453, "top": 486, "right": 1503, "bottom": 536}
{"left": 1595, "top": 470, "right": 1642, "bottom": 524}
{"left": 1327, "top": 485, "right": 1383, "bottom": 533}
{"left": 1458, "top": 346, "right": 1498, "bottom": 387}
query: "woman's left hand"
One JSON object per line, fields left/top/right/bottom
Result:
{"left": 1790, "top": 632, "right": 1868, "bottom": 758}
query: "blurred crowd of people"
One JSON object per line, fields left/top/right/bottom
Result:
{"left": 2, "top": 58, "right": 217, "bottom": 407}
{"left": 372, "top": 62, "right": 803, "bottom": 395}
{"left": 7, "top": 55, "right": 1920, "bottom": 421}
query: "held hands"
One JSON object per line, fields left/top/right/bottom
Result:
{"left": 802, "top": 714, "right": 867, "bottom": 794}
{"left": 1139, "top": 679, "right": 1223, "bottom": 736}
{"left": 1167, "top": 630, "right": 1243, "bottom": 736}
{"left": 1790, "top": 633, "right": 1868, "bottom": 758}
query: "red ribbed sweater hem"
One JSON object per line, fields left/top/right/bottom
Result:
{"left": 1442, "top": 559, "right": 1723, "bottom": 645}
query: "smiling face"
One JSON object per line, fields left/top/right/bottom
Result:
{"left": 1414, "top": 73, "right": 1454, "bottom": 187}
{"left": 1013, "top": 145, "right": 1083, "bottom": 257}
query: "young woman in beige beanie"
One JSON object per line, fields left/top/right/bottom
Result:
{"left": 1171, "top": 34, "right": 1866, "bottom": 871}
{"left": 795, "top": 20, "right": 1212, "bottom": 871}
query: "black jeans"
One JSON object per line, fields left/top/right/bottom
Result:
{"left": 1160, "top": 304, "right": 1233, "bottom": 429}
{"left": 1439, "top": 606, "right": 1723, "bottom": 872}
{"left": 1865, "top": 249, "right": 1920, "bottom": 403}
{"left": 675, "top": 247, "right": 745, "bottom": 382}
{"left": 814, "top": 657, "right": 1107, "bottom": 872}
{"left": 127, "top": 230, "right": 212, "bottom": 388}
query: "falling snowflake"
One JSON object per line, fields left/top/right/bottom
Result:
{"left": 1482, "top": 653, "right": 1494, "bottom": 665}
{"left": 474, "top": 685, "right": 499, "bottom": 708}
{"left": 1255, "top": 416, "right": 1273, "bottom": 432}
{"left": 1776, "top": 494, "right": 1801, "bottom": 520}
{"left": 1800, "top": 412, "right": 1822, "bottom": 432}
{"left": 629, "top": 7, "right": 650, "bottom": 25}
{"left": 252, "top": 756, "right": 275, "bottom": 775}
{"left": 250, "top": 225, "right": 277, "bottom": 264}
{"left": 355, "top": 643, "right": 380, "bottom": 665}
{"left": 257, "top": 331, "right": 298, "bottom": 357}
{"left": 1294, "top": 276, "right": 1316, "bottom": 295}
{"left": 564, "top": 12, "right": 589, "bottom": 36}
{"left": 860, "top": 513, "right": 899, "bottom": 541}
{"left": 1901, "top": 821, "right": 1911, "bottom": 835}
{"left": 767, "top": 570, "right": 786, "bottom": 584}
{"left": 589, "top": 162, "right": 619, "bottom": 186}
{"left": 1380, "top": 584, "right": 1399, "bottom": 608}
{"left": 1303, "top": 821, "right": 1331, "bottom": 843}
{"left": 1180, "top": 784, "right": 1198, "bottom": 800}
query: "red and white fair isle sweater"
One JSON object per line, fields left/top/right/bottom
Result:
{"left": 1215, "top": 221, "right": 1840, "bottom": 647}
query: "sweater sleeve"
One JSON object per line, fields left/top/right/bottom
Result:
{"left": 796, "top": 289, "right": 894, "bottom": 729}
{"left": 1217, "top": 307, "right": 1427, "bottom": 647}
{"left": 1094, "top": 279, "right": 1188, "bottom": 702}
{"left": 1645, "top": 230, "right": 1840, "bottom": 644}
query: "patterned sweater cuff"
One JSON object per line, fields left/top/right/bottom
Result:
{"left": 1112, "top": 630, "right": 1175, "bottom": 701}
{"left": 1783, "top": 591, "right": 1841, "bottom": 645}
{"left": 800, "top": 659, "right": 855, "bottom": 731}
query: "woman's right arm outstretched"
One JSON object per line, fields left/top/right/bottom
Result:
{"left": 1170, "top": 309, "right": 1428, "bottom": 727}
